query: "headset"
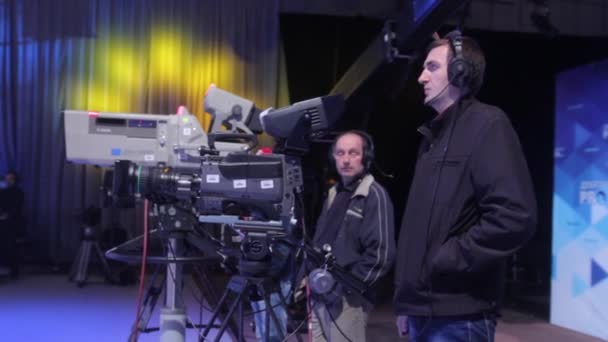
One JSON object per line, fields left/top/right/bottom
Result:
{"left": 446, "top": 29, "right": 473, "bottom": 90}
{"left": 422, "top": 30, "right": 472, "bottom": 107}
{"left": 329, "top": 130, "right": 375, "bottom": 172}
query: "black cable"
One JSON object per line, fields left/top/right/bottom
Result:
{"left": 242, "top": 283, "right": 294, "bottom": 342}
{"left": 132, "top": 263, "right": 163, "bottom": 336}
{"left": 317, "top": 296, "right": 354, "bottom": 342}
{"left": 280, "top": 317, "right": 306, "bottom": 342}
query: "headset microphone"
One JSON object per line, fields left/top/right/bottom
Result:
{"left": 423, "top": 82, "right": 450, "bottom": 107}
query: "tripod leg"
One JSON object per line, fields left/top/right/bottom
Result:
{"left": 74, "top": 241, "right": 93, "bottom": 287}
{"left": 94, "top": 241, "right": 114, "bottom": 283}
{"left": 201, "top": 275, "right": 251, "bottom": 342}
{"left": 214, "top": 287, "right": 247, "bottom": 342}
{"left": 137, "top": 269, "right": 165, "bottom": 332}
{"left": 69, "top": 241, "right": 86, "bottom": 281}
{"left": 239, "top": 299, "right": 244, "bottom": 342}
{"left": 201, "top": 285, "right": 233, "bottom": 338}
{"left": 191, "top": 265, "right": 238, "bottom": 340}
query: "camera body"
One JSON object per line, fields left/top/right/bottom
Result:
{"left": 63, "top": 107, "right": 246, "bottom": 169}
{"left": 63, "top": 87, "right": 344, "bottom": 276}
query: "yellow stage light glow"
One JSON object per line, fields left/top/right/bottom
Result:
{"left": 150, "top": 27, "right": 183, "bottom": 86}
{"left": 108, "top": 40, "right": 139, "bottom": 90}
{"left": 66, "top": 22, "right": 269, "bottom": 134}
{"left": 84, "top": 83, "right": 130, "bottom": 112}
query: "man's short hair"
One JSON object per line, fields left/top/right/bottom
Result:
{"left": 426, "top": 34, "right": 486, "bottom": 97}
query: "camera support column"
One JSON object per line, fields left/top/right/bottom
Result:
{"left": 159, "top": 235, "right": 186, "bottom": 342}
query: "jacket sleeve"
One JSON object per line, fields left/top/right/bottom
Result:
{"left": 351, "top": 183, "right": 396, "bottom": 285}
{"left": 432, "top": 116, "right": 537, "bottom": 275}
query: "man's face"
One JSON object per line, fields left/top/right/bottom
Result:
{"left": 333, "top": 133, "right": 365, "bottom": 180}
{"left": 418, "top": 44, "right": 454, "bottom": 111}
{"left": 5, "top": 173, "right": 16, "bottom": 187}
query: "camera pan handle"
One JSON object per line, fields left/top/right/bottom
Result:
{"left": 208, "top": 132, "right": 258, "bottom": 152}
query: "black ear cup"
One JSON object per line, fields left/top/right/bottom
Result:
{"left": 447, "top": 30, "right": 471, "bottom": 89}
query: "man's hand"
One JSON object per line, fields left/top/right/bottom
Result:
{"left": 396, "top": 315, "right": 408, "bottom": 337}
{"left": 294, "top": 277, "right": 308, "bottom": 302}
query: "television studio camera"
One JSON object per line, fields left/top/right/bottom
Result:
{"left": 63, "top": 85, "right": 347, "bottom": 342}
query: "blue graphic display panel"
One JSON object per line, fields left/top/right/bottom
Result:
{"left": 552, "top": 59, "right": 608, "bottom": 340}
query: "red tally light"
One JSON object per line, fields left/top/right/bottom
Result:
{"left": 176, "top": 105, "right": 186, "bottom": 115}
{"left": 258, "top": 147, "right": 272, "bottom": 155}
{"left": 88, "top": 111, "right": 99, "bottom": 117}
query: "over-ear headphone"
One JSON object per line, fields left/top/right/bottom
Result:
{"left": 329, "top": 130, "right": 375, "bottom": 172}
{"left": 446, "top": 30, "right": 472, "bottom": 89}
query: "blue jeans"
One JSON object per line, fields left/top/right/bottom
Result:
{"left": 408, "top": 313, "right": 496, "bottom": 342}
{"left": 250, "top": 279, "right": 292, "bottom": 342}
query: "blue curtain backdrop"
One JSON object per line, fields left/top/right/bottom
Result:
{"left": 0, "top": 0, "right": 287, "bottom": 262}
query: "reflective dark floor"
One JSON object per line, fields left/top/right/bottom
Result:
{"left": 0, "top": 266, "right": 602, "bottom": 342}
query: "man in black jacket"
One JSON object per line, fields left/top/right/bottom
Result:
{"left": 310, "top": 130, "right": 396, "bottom": 342}
{"left": 393, "top": 31, "right": 537, "bottom": 341}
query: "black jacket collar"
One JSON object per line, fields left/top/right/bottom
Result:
{"left": 417, "top": 98, "right": 476, "bottom": 142}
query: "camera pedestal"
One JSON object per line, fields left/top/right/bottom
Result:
{"left": 157, "top": 236, "right": 187, "bottom": 342}
{"left": 107, "top": 228, "right": 232, "bottom": 342}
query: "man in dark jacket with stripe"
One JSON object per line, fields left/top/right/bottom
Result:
{"left": 394, "top": 31, "right": 537, "bottom": 341}
{"left": 311, "top": 130, "right": 396, "bottom": 342}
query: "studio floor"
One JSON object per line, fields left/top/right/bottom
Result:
{"left": 0, "top": 266, "right": 603, "bottom": 342}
